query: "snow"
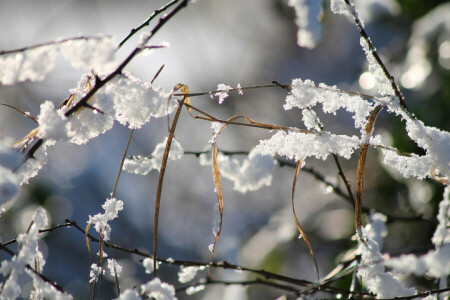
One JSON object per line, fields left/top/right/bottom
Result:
{"left": 14, "top": 141, "right": 50, "bottom": 185}
{"left": 285, "top": 78, "right": 375, "bottom": 130}
{"left": 88, "top": 198, "right": 124, "bottom": 241}
{"left": 37, "top": 101, "right": 70, "bottom": 141}
{"left": 209, "top": 122, "right": 224, "bottom": 144}
{"left": 141, "top": 277, "right": 177, "bottom": 300}
{"left": 0, "top": 36, "right": 116, "bottom": 85}
{"left": 107, "top": 259, "right": 122, "bottom": 277}
{"left": 432, "top": 186, "right": 449, "bottom": 246}
{"left": 185, "top": 285, "right": 205, "bottom": 295}
{"left": 214, "top": 84, "right": 232, "bottom": 104}
{"left": 357, "top": 217, "right": 417, "bottom": 298}
{"left": 0, "top": 208, "right": 72, "bottom": 299}
{"left": 0, "top": 45, "right": 57, "bottom": 85}
{"left": 124, "top": 137, "right": 184, "bottom": 175}
{"left": 360, "top": 38, "right": 395, "bottom": 96}
{"left": 104, "top": 72, "right": 176, "bottom": 129}
{"left": 256, "top": 130, "right": 359, "bottom": 162}
{"left": 288, "top": 0, "right": 323, "bottom": 49}
{"left": 386, "top": 187, "right": 450, "bottom": 278}
{"left": 89, "top": 263, "right": 105, "bottom": 283}
{"left": 61, "top": 37, "right": 117, "bottom": 73}
{"left": 199, "top": 147, "right": 277, "bottom": 193}
{"left": 330, "top": 0, "right": 350, "bottom": 15}
{"left": 117, "top": 289, "right": 141, "bottom": 300}
{"left": 386, "top": 245, "right": 450, "bottom": 278}
{"left": 302, "top": 109, "right": 322, "bottom": 131}
{"left": 143, "top": 257, "right": 160, "bottom": 274}
{"left": 178, "top": 266, "right": 204, "bottom": 283}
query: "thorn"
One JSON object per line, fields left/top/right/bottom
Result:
{"left": 83, "top": 103, "right": 104, "bottom": 114}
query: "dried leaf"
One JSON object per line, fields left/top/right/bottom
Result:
{"left": 181, "top": 85, "right": 191, "bottom": 113}
{"left": 85, "top": 222, "right": 92, "bottom": 254}
{"left": 153, "top": 89, "right": 186, "bottom": 276}
{"left": 207, "top": 115, "right": 242, "bottom": 273}
{"left": 292, "top": 160, "right": 320, "bottom": 284}
{"left": 0, "top": 103, "right": 39, "bottom": 124}
{"left": 355, "top": 105, "right": 383, "bottom": 238}
{"left": 13, "top": 127, "right": 40, "bottom": 149}
{"left": 209, "top": 141, "right": 223, "bottom": 273}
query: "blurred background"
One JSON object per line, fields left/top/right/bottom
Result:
{"left": 0, "top": 0, "right": 448, "bottom": 298}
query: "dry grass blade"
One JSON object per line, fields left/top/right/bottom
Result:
{"left": 0, "top": 103, "right": 39, "bottom": 124}
{"left": 292, "top": 160, "right": 320, "bottom": 284}
{"left": 209, "top": 142, "right": 223, "bottom": 274}
{"left": 355, "top": 105, "right": 383, "bottom": 239}
{"left": 208, "top": 115, "right": 242, "bottom": 273}
{"left": 85, "top": 223, "right": 92, "bottom": 254}
{"left": 153, "top": 92, "right": 186, "bottom": 276}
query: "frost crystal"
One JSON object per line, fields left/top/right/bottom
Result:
{"left": 215, "top": 84, "right": 232, "bottom": 104}
{"left": 288, "top": 0, "right": 323, "bottom": 49}
{"left": 88, "top": 198, "right": 124, "bottom": 241}
{"left": 178, "top": 266, "right": 203, "bottom": 283}
{"left": 199, "top": 147, "right": 276, "bottom": 193}
{"left": 141, "top": 277, "right": 176, "bottom": 300}
{"left": 124, "top": 137, "right": 184, "bottom": 175}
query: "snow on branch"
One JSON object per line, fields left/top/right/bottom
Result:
{"left": 88, "top": 198, "right": 124, "bottom": 241}
{"left": 124, "top": 137, "right": 184, "bottom": 175}
{"left": 0, "top": 36, "right": 116, "bottom": 85}
{"left": 199, "top": 147, "right": 277, "bottom": 193}
{"left": 0, "top": 207, "right": 72, "bottom": 299}
{"left": 284, "top": 78, "right": 376, "bottom": 130}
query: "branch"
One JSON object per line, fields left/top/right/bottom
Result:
{"left": 118, "top": 0, "right": 180, "bottom": 48}
{"left": 343, "top": 0, "right": 413, "bottom": 118}
{"left": 0, "top": 36, "right": 110, "bottom": 55}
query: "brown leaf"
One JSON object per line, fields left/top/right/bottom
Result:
{"left": 209, "top": 141, "right": 223, "bottom": 274}
{"left": 85, "top": 222, "right": 92, "bottom": 254}
{"left": 153, "top": 88, "right": 186, "bottom": 276}
{"left": 355, "top": 105, "right": 383, "bottom": 239}
{"left": 292, "top": 160, "right": 320, "bottom": 284}
{"left": 181, "top": 85, "right": 191, "bottom": 113}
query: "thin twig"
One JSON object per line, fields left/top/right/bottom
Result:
{"left": 343, "top": 0, "right": 413, "bottom": 118}
{"left": 0, "top": 36, "right": 110, "bottom": 55}
{"left": 117, "top": 0, "right": 180, "bottom": 48}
